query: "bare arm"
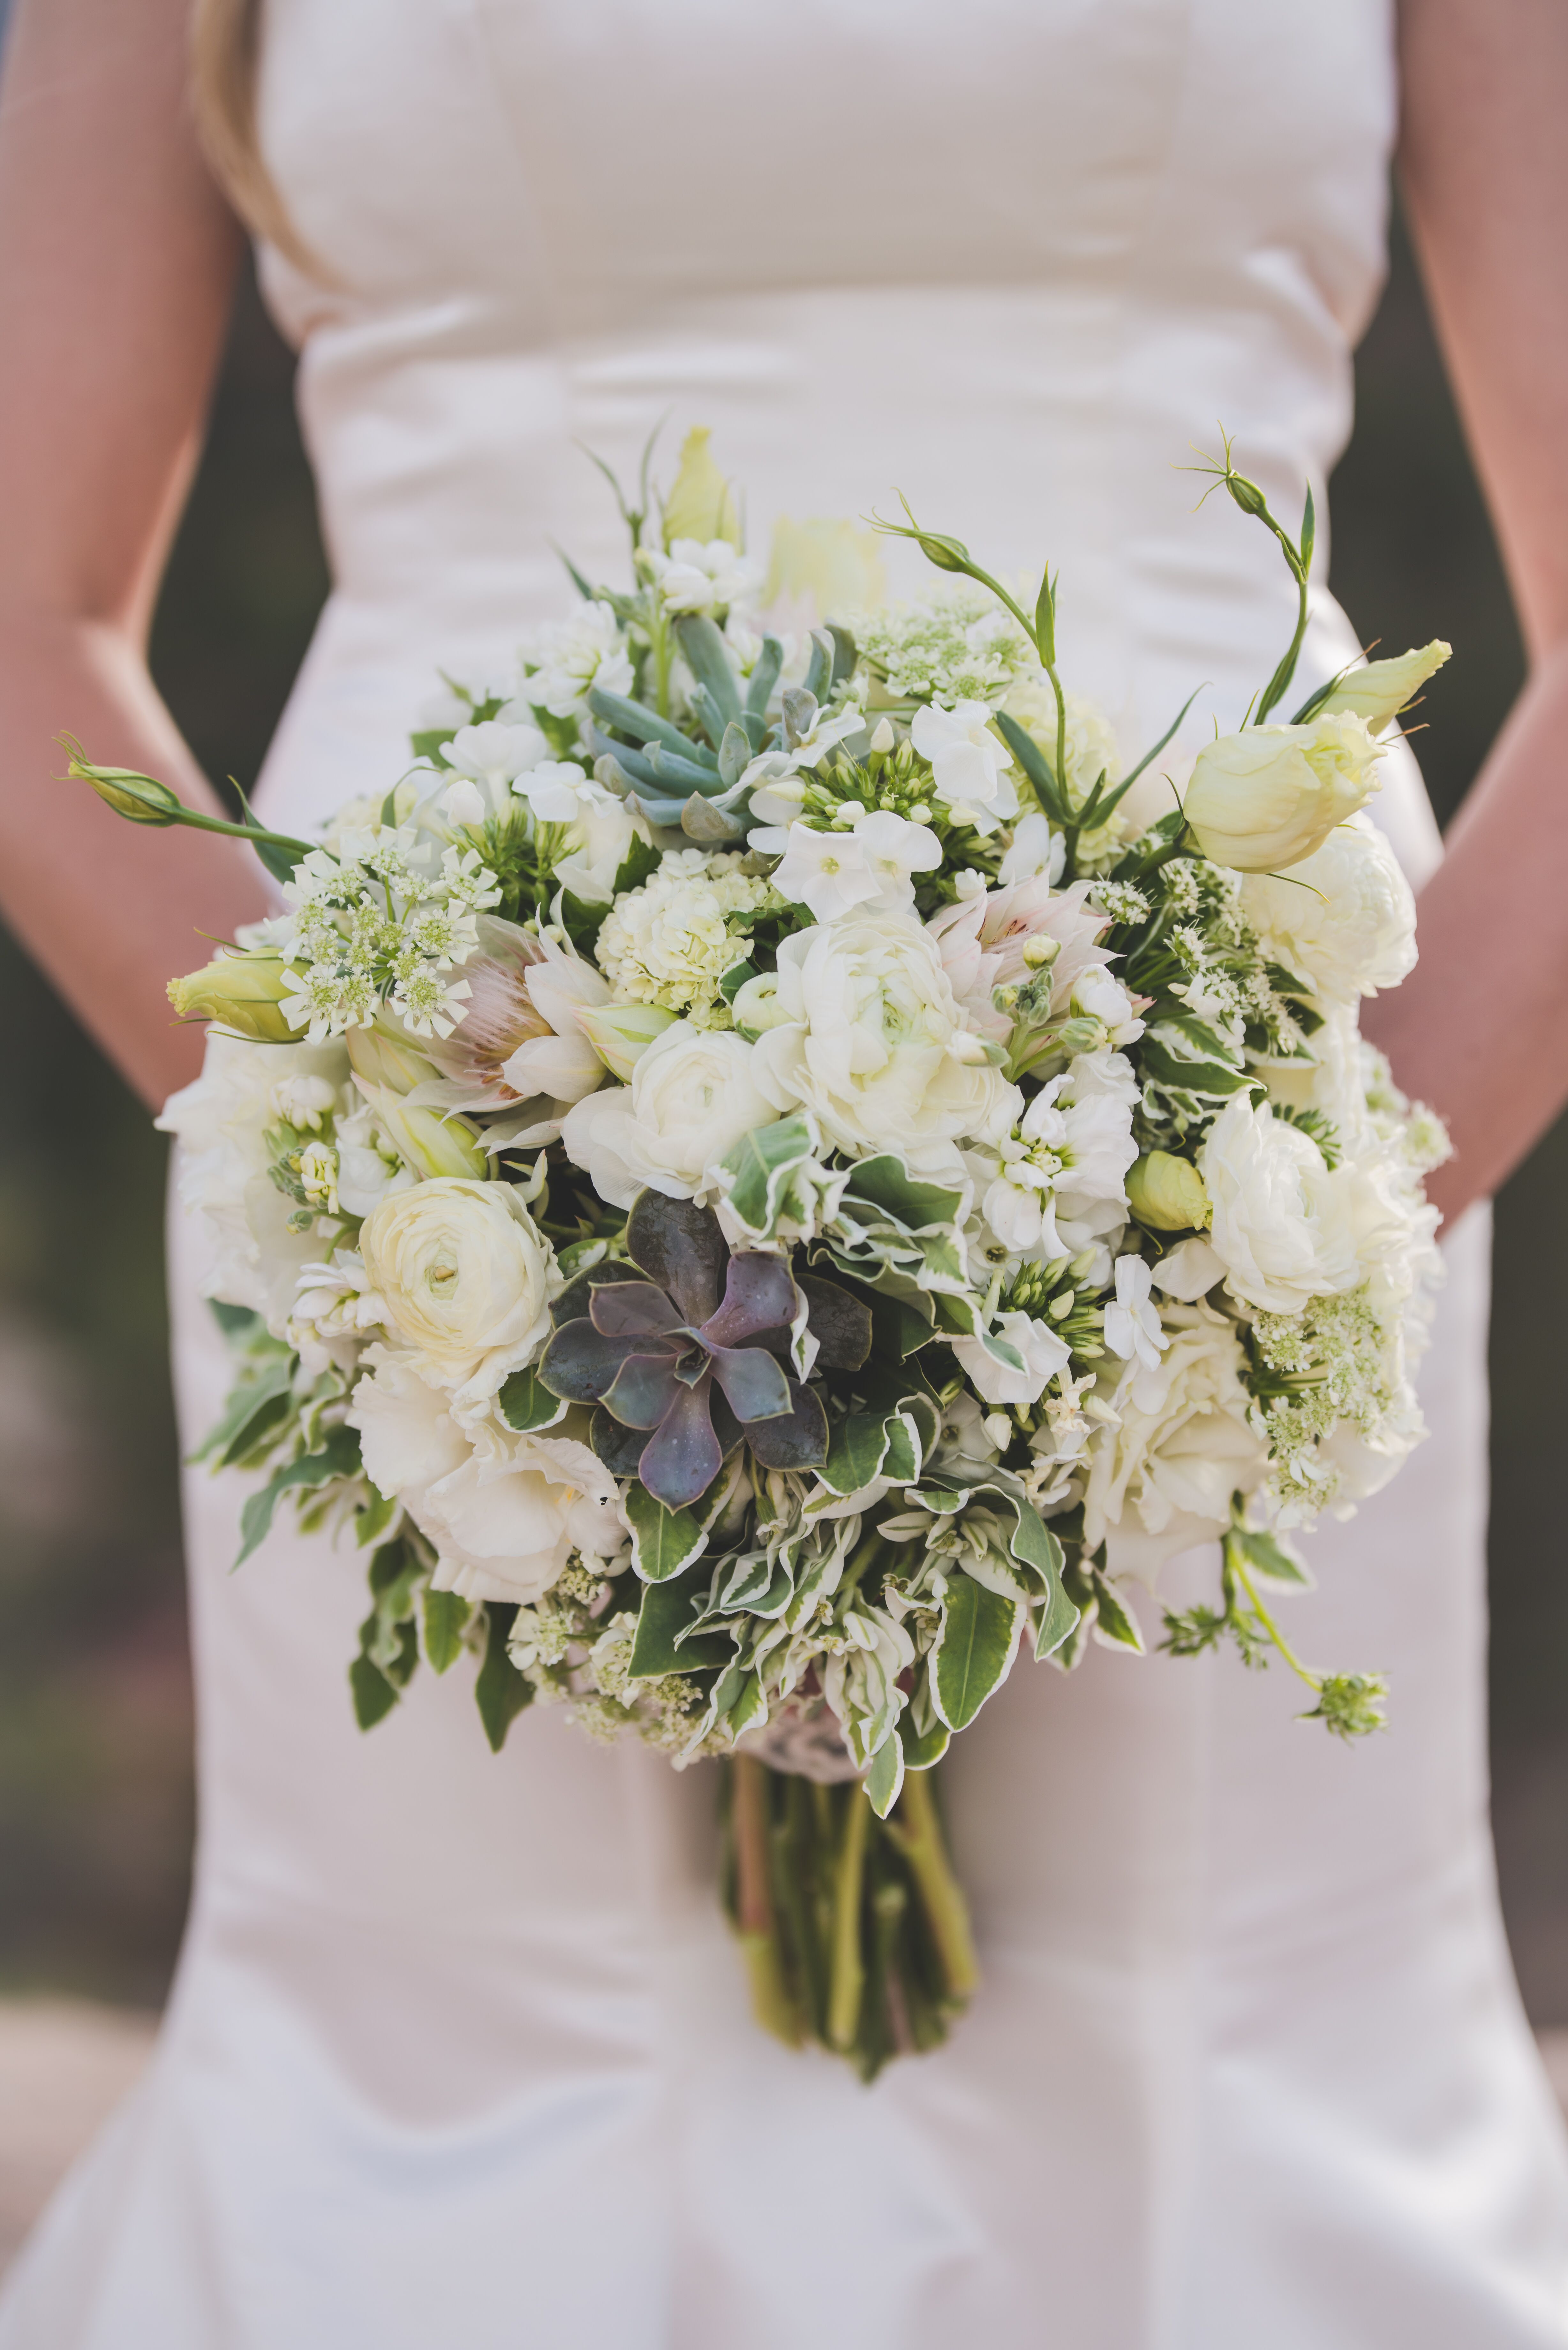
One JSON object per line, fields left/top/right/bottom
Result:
{"left": 1367, "top": 0, "right": 1568, "bottom": 1220}
{"left": 0, "top": 0, "right": 267, "bottom": 1111}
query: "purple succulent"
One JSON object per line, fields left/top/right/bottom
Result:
{"left": 539, "top": 1193, "right": 861, "bottom": 1510}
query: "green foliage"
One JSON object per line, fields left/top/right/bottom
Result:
{"left": 932, "top": 1574, "right": 1020, "bottom": 1731}
{"left": 474, "top": 1604, "right": 533, "bottom": 1752}
{"left": 234, "top": 1423, "right": 361, "bottom": 1569}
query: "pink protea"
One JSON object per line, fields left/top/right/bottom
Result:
{"left": 424, "top": 916, "right": 608, "bottom": 1109}
{"left": 927, "top": 876, "right": 1113, "bottom": 1041}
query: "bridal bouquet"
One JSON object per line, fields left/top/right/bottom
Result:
{"left": 73, "top": 429, "right": 1450, "bottom": 2074}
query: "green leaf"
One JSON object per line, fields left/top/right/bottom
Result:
{"left": 628, "top": 1561, "right": 732, "bottom": 1678}
{"left": 423, "top": 1587, "right": 471, "bottom": 1673}
{"left": 354, "top": 1484, "right": 399, "bottom": 1548}
{"left": 1233, "top": 1527, "right": 1311, "bottom": 1588}
{"left": 720, "top": 1114, "right": 823, "bottom": 1237}
{"left": 233, "top": 1423, "right": 362, "bottom": 1569}
{"left": 865, "top": 1734, "right": 905, "bottom": 1820}
{"left": 408, "top": 729, "right": 456, "bottom": 768}
{"left": 624, "top": 1480, "right": 711, "bottom": 1582}
{"left": 558, "top": 888, "right": 607, "bottom": 953}
{"left": 349, "top": 1651, "right": 401, "bottom": 1730}
{"left": 932, "top": 1574, "right": 1021, "bottom": 1730}
{"left": 897, "top": 1710, "right": 951, "bottom": 1770}
{"left": 475, "top": 1603, "right": 533, "bottom": 1752}
{"left": 497, "top": 1365, "right": 567, "bottom": 1433}
{"left": 1090, "top": 1568, "right": 1144, "bottom": 1652}
{"left": 610, "top": 833, "right": 661, "bottom": 897}
{"left": 672, "top": 615, "right": 743, "bottom": 726}
{"left": 1031, "top": 1570, "right": 1082, "bottom": 1664}
{"left": 208, "top": 1300, "right": 261, "bottom": 1340}
{"left": 195, "top": 1351, "right": 294, "bottom": 1467}
{"left": 821, "top": 1410, "right": 894, "bottom": 1497}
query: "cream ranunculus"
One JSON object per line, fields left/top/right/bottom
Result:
{"left": 1081, "top": 1303, "right": 1267, "bottom": 1579}
{"left": 1240, "top": 815, "right": 1416, "bottom": 1005}
{"left": 347, "top": 1355, "right": 623, "bottom": 1605}
{"left": 1316, "top": 641, "right": 1450, "bottom": 734}
{"left": 750, "top": 912, "right": 1019, "bottom": 1159}
{"left": 1183, "top": 712, "right": 1382, "bottom": 873}
{"left": 1198, "top": 1094, "right": 1360, "bottom": 1315}
{"left": 560, "top": 1021, "right": 780, "bottom": 1208}
{"left": 357, "top": 1177, "right": 556, "bottom": 1395}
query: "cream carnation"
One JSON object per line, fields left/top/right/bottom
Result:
{"left": 357, "top": 1177, "right": 557, "bottom": 1397}
{"left": 750, "top": 911, "right": 1020, "bottom": 1161}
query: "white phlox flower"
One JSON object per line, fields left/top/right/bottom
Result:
{"left": 446, "top": 720, "right": 551, "bottom": 806}
{"left": 951, "top": 1307, "right": 1071, "bottom": 1406}
{"left": 752, "top": 809, "right": 942, "bottom": 923}
{"left": 517, "top": 600, "right": 634, "bottom": 719}
{"left": 909, "top": 700, "right": 1019, "bottom": 835}
{"left": 289, "top": 1248, "right": 388, "bottom": 1376}
{"left": 1102, "top": 1255, "right": 1168, "bottom": 1372}
{"left": 1070, "top": 966, "right": 1146, "bottom": 1048}
{"left": 641, "top": 537, "right": 761, "bottom": 618}
{"left": 974, "top": 1048, "right": 1138, "bottom": 1259}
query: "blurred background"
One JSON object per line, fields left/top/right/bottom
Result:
{"left": 0, "top": 169, "right": 1564, "bottom": 2032}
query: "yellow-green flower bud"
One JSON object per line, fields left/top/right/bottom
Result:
{"left": 167, "top": 952, "right": 295, "bottom": 1042}
{"left": 1127, "top": 1150, "right": 1211, "bottom": 1233}
{"left": 576, "top": 1001, "right": 679, "bottom": 1080}
{"left": 1317, "top": 641, "right": 1451, "bottom": 733}
{"left": 345, "top": 1022, "right": 437, "bottom": 1097}
{"left": 356, "top": 1081, "right": 487, "bottom": 1181}
{"left": 661, "top": 425, "right": 740, "bottom": 549}
{"left": 1184, "top": 711, "right": 1382, "bottom": 873}
{"left": 72, "top": 755, "right": 182, "bottom": 825}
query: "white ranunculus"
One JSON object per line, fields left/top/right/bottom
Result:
{"left": 1317, "top": 641, "right": 1450, "bottom": 734}
{"left": 750, "top": 912, "right": 1019, "bottom": 1159}
{"left": 561, "top": 1021, "right": 780, "bottom": 1208}
{"left": 518, "top": 600, "right": 634, "bottom": 720}
{"left": 951, "top": 1309, "right": 1071, "bottom": 1406}
{"left": 1199, "top": 1095, "right": 1360, "bottom": 1315}
{"left": 1082, "top": 1303, "right": 1267, "bottom": 1580}
{"left": 348, "top": 1357, "right": 622, "bottom": 1606}
{"left": 909, "top": 701, "right": 1019, "bottom": 835}
{"left": 1184, "top": 712, "right": 1382, "bottom": 873}
{"left": 750, "top": 810, "right": 942, "bottom": 923}
{"left": 1240, "top": 815, "right": 1416, "bottom": 1005}
{"left": 357, "top": 1178, "right": 557, "bottom": 1397}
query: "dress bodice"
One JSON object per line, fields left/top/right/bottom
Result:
{"left": 252, "top": 0, "right": 1441, "bottom": 882}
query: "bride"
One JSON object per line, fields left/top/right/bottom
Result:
{"left": 2, "top": 0, "right": 1567, "bottom": 2341}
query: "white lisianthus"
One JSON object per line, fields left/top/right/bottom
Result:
{"left": 510, "top": 762, "right": 647, "bottom": 904}
{"left": 1082, "top": 1304, "right": 1267, "bottom": 1579}
{"left": 1317, "top": 641, "right": 1450, "bottom": 734}
{"left": 1199, "top": 1095, "right": 1360, "bottom": 1315}
{"left": 951, "top": 1309, "right": 1071, "bottom": 1406}
{"left": 347, "top": 1357, "right": 623, "bottom": 1605}
{"left": 357, "top": 1178, "right": 557, "bottom": 1398}
{"left": 517, "top": 600, "right": 633, "bottom": 720}
{"left": 751, "top": 810, "right": 942, "bottom": 923}
{"left": 1184, "top": 712, "right": 1382, "bottom": 873}
{"left": 1240, "top": 816, "right": 1416, "bottom": 1005}
{"left": 750, "top": 912, "right": 1020, "bottom": 1160}
{"left": 561, "top": 1021, "right": 780, "bottom": 1208}
{"left": 909, "top": 701, "right": 1019, "bottom": 835}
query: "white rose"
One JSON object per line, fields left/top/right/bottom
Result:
{"left": 560, "top": 1021, "right": 779, "bottom": 1208}
{"left": 951, "top": 1309, "right": 1071, "bottom": 1406}
{"left": 750, "top": 912, "right": 1019, "bottom": 1158}
{"left": 357, "top": 1178, "right": 556, "bottom": 1396}
{"left": 909, "top": 700, "right": 1019, "bottom": 835}
{"left": 347, "top": 1357, "right": 622, "bottom": 1606}
{"left": 1082, "top": 1304, "right": 1267, "bottom": 1580}
{"left": 1184, "top": 711, "right": 1382, "bottom": 873}
{"left": 1240, "top": 816, "right": 1416, "bottom": 1005}
{"left": 1317, "top": 641, "right": 1450, "bottom": 734}
{"left": 1198, "top": 1095, "right": 1360, "bottom": 1315}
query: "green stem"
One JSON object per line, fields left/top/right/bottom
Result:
{"left": 883, "top": 1768, "right": 979, "bottom": 2003}
{"left": 731, "top": 1757, "right": 803, "bottom": 2047}
{"left": 827, "top": 1788, "right": 871, "bottom": 2052}
{"left": 1227, "top": 1546, "right": 1321, "bottom": 1696}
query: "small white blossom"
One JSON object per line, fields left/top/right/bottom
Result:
{"left": 1102, "top": 1255, "right": 1168, "bottom": 1372}
{"left": 909, "top": 701, "right": 1019, "bottom": 835}
{"left": 752, "top": 810, "right": 941, "bottom": 923}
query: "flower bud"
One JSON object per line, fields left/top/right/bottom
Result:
{"left": 1316, "top": 641, "right": 1451, "bottom": 734}
{"left": 167, "top": 951, "right": 295, "bottom": 1042}
{"left": 1127, "top": 1150, "right": 1211, "bottom": 1233}
{"left": 661, "top": 425, "right": 739, "bottom": 549}
{"left": 355, "top": 1081, "right": 487, "bottom": 1181}
{"left": 345, "top": 1023, "right": 437, "bottom": 1097}
{"left": 1021, "top": 933, "right": 1061, "bottom": 971}
{"left": 72, "top": 756, "right": 182, "bottom": 825}
{"left": 868, "top": 717, "right": 897, "bottom": 755}
{"left": 575, "top": 1000, "right": 679, "bottom": 1080}
{"left": 1184, "top": 712, "right": 1381, "bottom": 873}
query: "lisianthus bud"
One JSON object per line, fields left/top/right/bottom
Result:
{"left": 167, "top": 951, "right": 295, "bottom": 1041}
{"left": 355, "top": 1080, "right": 487, "bottom": 1180}
{"left": 70, "top": 755, "right": 182, "bottom": 825}
{"left": 1021, "top": 933, "right": 1061, "bottom": 971}
{"left": 1184, "top": 712, "right": 1381, "bottom": 873}
{"left": 1127, "top": 1151, "right": 1211, "bottom": 1233}
{"left": 345, "top": 1023, "right": 436, "bottom": 1097}
{"left": 575, "top": 1000, "right": 679, "bottom": 1081}
{"left": 1317, "top": 641, "right": 1451, "bottom": 733}
{"left": 661, "top": 425, "right": 739, "bottom": 549}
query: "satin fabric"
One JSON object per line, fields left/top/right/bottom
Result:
{"left": 5, "top": 1, "right": 1568, "bottom": 2341}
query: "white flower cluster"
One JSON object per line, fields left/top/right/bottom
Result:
{"left": 272, "top": 828, "right": 502, "bottom": 1042}
{"left": 594, "top": 849, "right": 780, "bottom": 1020}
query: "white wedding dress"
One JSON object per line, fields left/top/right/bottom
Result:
{"left": 6, "top": 1, "right": 1568, "bottom": 2341}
